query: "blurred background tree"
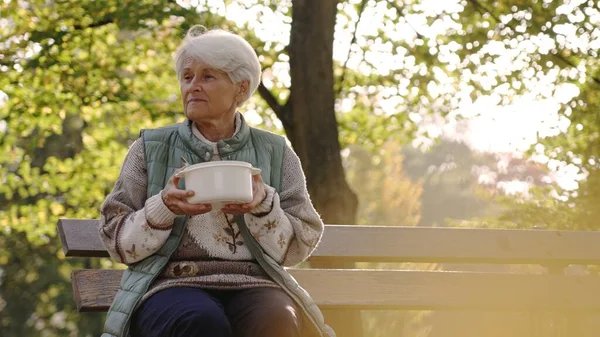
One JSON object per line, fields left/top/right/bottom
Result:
{"left": 1, "top": 0, "right": 599, "bottom": 336}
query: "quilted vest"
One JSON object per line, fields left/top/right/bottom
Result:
{"left": 101, "top": 115, "right": 335, "bottom": 337}
{"left": 101, "top": 115, "right": 285, "bottom": 337}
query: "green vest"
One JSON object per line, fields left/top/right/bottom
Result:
{"left": 101, "top": 115, "right": 286, "bottom": 337}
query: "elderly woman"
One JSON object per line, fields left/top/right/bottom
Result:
{"left": 98, "top": 26, "right": 334, "bottom": 337}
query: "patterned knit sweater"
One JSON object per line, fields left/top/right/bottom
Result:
{"left": 99, "top": 117, "right": 324, "bottom": 304}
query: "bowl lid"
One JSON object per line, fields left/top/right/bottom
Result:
{"left": 180, "top": 160, "right": 259, "bottom": 174}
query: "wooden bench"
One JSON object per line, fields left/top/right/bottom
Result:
{"left": 58, "top": 219, "right": 600, "bottom": 336}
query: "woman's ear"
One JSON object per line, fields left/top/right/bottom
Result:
{"left": 236, "top": 80, "right": 249, "bottom": 103}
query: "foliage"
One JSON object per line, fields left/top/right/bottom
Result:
{"left": 344, "top": 141, "right": 430, "bottom": 337}
{"left": 402, "top": 140, "right": 504, "bottom": 226}
{"left": 0, "top": 0, "right": 231, "bottom": 334}
{"left": 0, "top": 231, "right": 106, "bottom": 336}
{"left": 441, "top": 0, "right": 600, "bottom": 231}
{"left": 345, "top": 141, "right": 422, "bottom": 227}
{"left": 2, "top": 0, "right": 600, "bottom": 335}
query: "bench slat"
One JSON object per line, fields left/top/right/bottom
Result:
{"left": 59, "top": 218, "right": 600, "bottom": 264}
{"left": 71, "top": 269, "right": 600, "bottom": 312}
{"left": 58, "top": 219, "right": 110, "bottom": 258}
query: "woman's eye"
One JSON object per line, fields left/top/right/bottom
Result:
{"left": 204, "top": 74, "right": 215, "bottom": 79}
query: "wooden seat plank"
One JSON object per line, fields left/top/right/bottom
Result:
{"left": 71, "top": 269, "right": 600, "bottom": 312}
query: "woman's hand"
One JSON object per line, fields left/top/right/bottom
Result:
{"left": 222, "top": 173, "right": 267, "bottom": 215}
{"left": 161, "top": 168, "right": 213, "bottom": 215}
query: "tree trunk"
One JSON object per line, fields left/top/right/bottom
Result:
{"left": 289, "top": 0, "right": 358, "bottom": 226}
{"left": 289, "top": 1, "right": 361, "bottom": 336}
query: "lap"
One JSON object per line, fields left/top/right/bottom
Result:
{"left": 223, "top": 287, "right": 302, "bottom": 337}
{"left": 224, "top": 287, "right": 298, "bottom": 316}
{"left": 131, "top": 287, "right": 230, "bottom": 337}
{"left": 132, "top": 286, "right": 302, "bottom": 337}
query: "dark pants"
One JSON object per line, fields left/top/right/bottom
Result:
{"left": 131, "top": 287, "right": 302, "bottom": 337}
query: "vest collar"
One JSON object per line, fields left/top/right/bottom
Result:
{"left": 177, "top": 113, "right": 251, "bottom": 161}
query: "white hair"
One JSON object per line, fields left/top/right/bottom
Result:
{"left": 174, "top": 25, "right": 261, "bottom": 106}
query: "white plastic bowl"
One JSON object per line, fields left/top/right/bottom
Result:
{"left": 177, "top": 161, "right": 261, "bottom": 209}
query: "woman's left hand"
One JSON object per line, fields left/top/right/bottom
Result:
{"left": 222, "top": 173, "right": 267, "bottom": 215}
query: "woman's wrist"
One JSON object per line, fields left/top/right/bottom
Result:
{"left": 251, "top": 185, "right": 275, "bottom": 216}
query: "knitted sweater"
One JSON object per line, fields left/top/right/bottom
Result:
{"left": 99, "top": 117, "right": 324, "bottom": 304}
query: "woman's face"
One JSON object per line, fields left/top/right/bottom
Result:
{"left": 179, "top": 57, "right": 242, "bottom": 123}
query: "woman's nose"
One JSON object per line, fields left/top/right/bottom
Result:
{"left": 189, "top": 77, "right": 203, "bottom": 91}
{"left": 190, "top": 81, "right": 203, "bottom": 92}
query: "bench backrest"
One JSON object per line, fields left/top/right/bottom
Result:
{"left": 58, "top": 219, "right": 600, "bottom": 313}
{"left": 59, "top": 219, "right": 600, "bottom": 265}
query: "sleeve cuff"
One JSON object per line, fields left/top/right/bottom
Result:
{"left": 251, "top": 185, "right": 275, "bottom": 216}
{"left": 144, "top": 192, "right": 177, "bottom": 228}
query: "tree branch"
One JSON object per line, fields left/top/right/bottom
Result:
{"left": 73, "top": 17, "right": 115, "bottom": 30}
{"left": 257, "top": 81, "right": 294, "bottom": 134}
{"left": 337, "top": 0, "right": 369, "bottom": 97}
{"left": 387, "top": 0, "right": 425, "bottom": 39}
{"left": 466, "top": 0, "right": 502, "bottom": 25}
{"left": 258, "top": 81, "right": 282, "bottom": 114}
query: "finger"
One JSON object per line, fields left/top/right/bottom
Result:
{"left": 222, "top": 203, "right": 241, "bottom": 213}
{"left": 222, "top": 203, "right": 252, "bottom": 215}
{"left": 168, "top": 166, "right": 187, "bottom": 185}
{"left": 227, "top": 189, "right": 263, "bottom": 212}
{"left": 241, "top": 198, "right": 259, "bottom": 208}
{"left": 249, "top": 187, "right": 266, "bottom": 208}
{"left": 224, "top": 202, "right": 248, "bottom": 209}
{"left": 221, "top": 208, "right": 245, "bottom": 215}
{"left": 165, "top": 189, "right": 194, "bottom": 200}
{"left": 221, "top": 204, "right": 238, "bottom": 213}
{"left": 252, "top": 173, "right": 264, "bottom": 183}
{"left": 178, "top": 202, "right": 212, "bottom": 215}
{"left": 170, "top": 173, "right": 181, "bottom": 187}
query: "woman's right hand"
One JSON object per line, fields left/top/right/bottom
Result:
{"left": 161, "top": 169, "right": 212, "bottom": 215}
